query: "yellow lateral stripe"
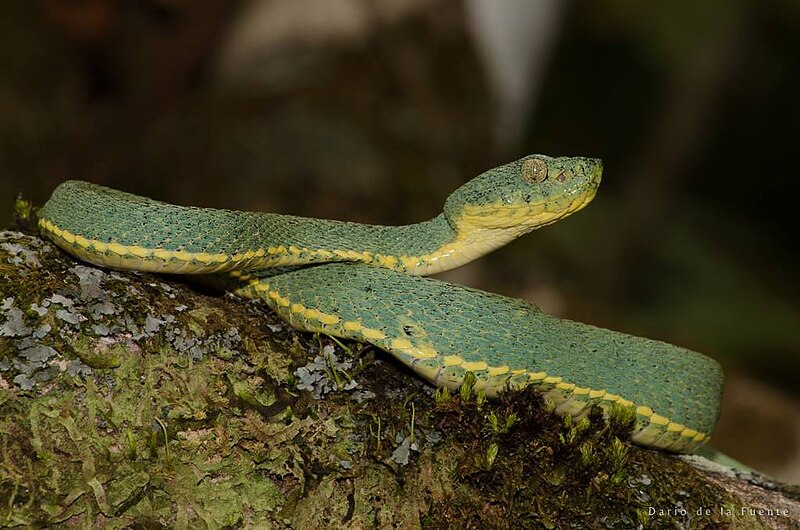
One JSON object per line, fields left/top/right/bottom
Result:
{"left": 682, "top": 428, "right": 698, "bottom": 439}
{"left": 461, "top": 361, "right": 488, "bottom": 371}
{"left": 128, "top": 246, "right": 151, "bottom": 258}
{"left": 74, "top": 235, "right": 90, "bottom": 248}
{"left": 318, "top": 313, "right": 340, "bottom": 325}
{"left": 443, "top": 355, "right": 463, "bottom": 366}
{"left": 400, "top": 256, "right": 419, "bottom": 269}
{"left": 408, "top": 348, "right": 438, "bottom": 360}
{"left": 390, "top": 338, "right": 413, "bottom": 350}
{"left": 343, "top": 321, "right": 362, "bottom": 332}
{"left": 513, "top": 367, "right": 712, "bottom": 443}
{"left": 650, "top": 414, "right": 669, "bottom": 426}
{"left": 39, "top": 219, "right": 288, "bottom": 265}
{"left": 107, "top": 243, "right": 128, "bottom": 255}
{"left": 417, "top": 345, "right": 438, "bottom": 358}
{"left": 361, "top": 328, "right": 386, "bottom": 341}
{"left": 376, "top": 255, "right": 398, "bottom": 268}
{"left": 487, "top": 365, "right": 509, "bottom": 376}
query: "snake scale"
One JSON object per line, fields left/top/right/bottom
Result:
{"left": 39, "top": 154, "right": 723, "bottom": 453}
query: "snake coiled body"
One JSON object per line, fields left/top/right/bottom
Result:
{"left": 39, "top": 155, "right": 723, "bottom": 452}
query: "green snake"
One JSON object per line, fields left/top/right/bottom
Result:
{"left": 38, "top": 154, "right": 723, "bottom": 453}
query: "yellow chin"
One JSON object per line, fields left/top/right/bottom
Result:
{"left": 453, "top": 188, "right": 597, "bottom": 232}
{"left": 404, "top": 188, "right": 597, "bottom": 276}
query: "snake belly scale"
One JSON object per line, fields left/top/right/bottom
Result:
{"left": 38, "top": 154, "right": 724, "bottom": 453}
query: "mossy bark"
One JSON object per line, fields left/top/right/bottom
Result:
{"left": 1, "top": 219, "right": 798, "bottom": 529}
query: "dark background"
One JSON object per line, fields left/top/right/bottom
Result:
{"left": 1, "top": 0, "right": 798, "bottom": 481}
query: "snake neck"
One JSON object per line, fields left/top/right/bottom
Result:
{"left": 387, "top": 215, "right": 526, "bottom": 275}
{"left": 293, "top": 213, "right": 525, "bottom": 276}
{"left": 274, "top": 214, "right": 516, "bottom": 276}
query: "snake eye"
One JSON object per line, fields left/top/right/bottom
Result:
{"left": 521, "top": 158, "right": 548, "bottom": 183}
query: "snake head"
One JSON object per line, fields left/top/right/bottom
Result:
{"left": 444, "top": 154, "right": 602, "bottom": 233}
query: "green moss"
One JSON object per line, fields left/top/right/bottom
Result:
{"left": 0, "top": 231, "right": 308, "bottom": 526}
{"left": 422, "top": 387, "right": 743, "bottom": 529}
{"left": 70, "top": 335, "right": 123, "bottom": 368}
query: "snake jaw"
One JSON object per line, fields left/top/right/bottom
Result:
{"left": 451, "top": 181, "right": 599, "bottom": 233}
